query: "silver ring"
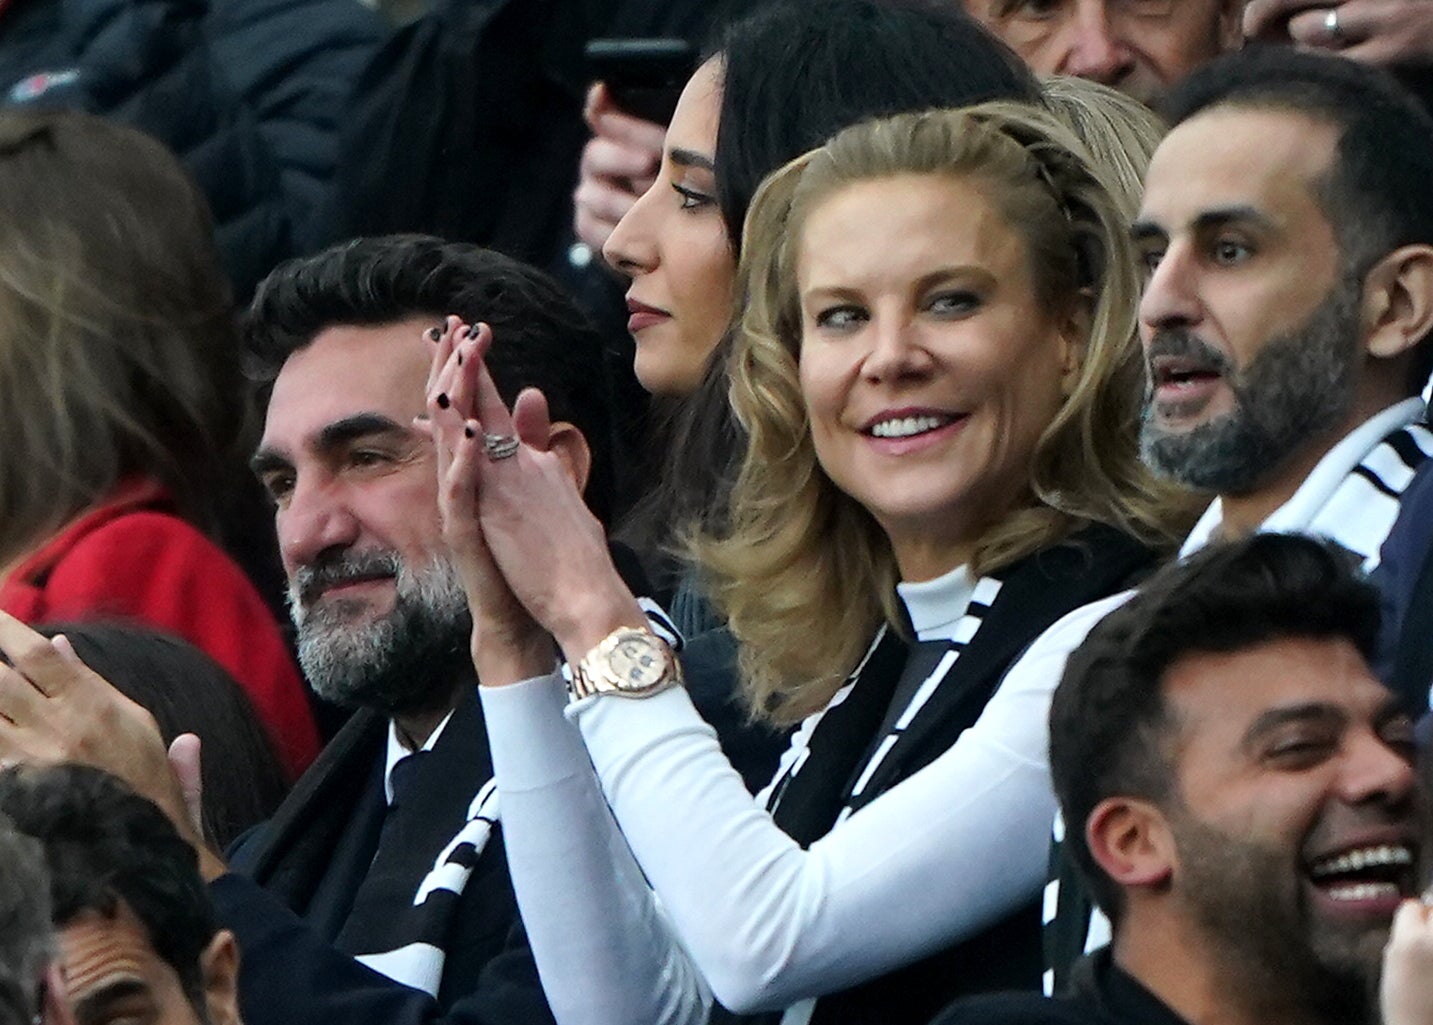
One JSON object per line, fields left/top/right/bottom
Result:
{"left": 1324, "top": 7, "right": 1343, "bottom": 41}
{"left": 482, "top": 433, "right": 520, "bottom": 461}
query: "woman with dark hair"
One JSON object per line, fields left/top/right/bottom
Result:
{"left": 428, "top": 92, "right": 1194, "bottom": 1023}
{"left": 609, "top": 4, "right": 1038, "bottom": 568}
{"left": 0, "top": 110, "right": 319, "bottom": 778}
{"left": 590, "top": 0, "right": 1041, "bottom": 786}
{"left": 33, "top": 623, "right": 289, "bottom": 850}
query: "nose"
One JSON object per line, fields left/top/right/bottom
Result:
{"left": 1059, "top": 10, "right": 1136, "bottom": 85}
{"left": 1338, "top": 727, "right": 1417, "bottom": 811}
{"left": 860, "top": 312, "right": 933, "bottom": 384}
{"left": 277, "top": 476, "right": 361, "bottom": 576}
{"left": 603, "top": 178, "right": 660, "bottom": 277}
{"left": 1139, "top": 243, "right": 1203, "bottom": 335}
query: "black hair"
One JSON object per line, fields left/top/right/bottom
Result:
{"left": 625, "top": 0, "right": 1037, "bottom": 579}
{"left": 1162, "top": 46, "right": 1433, "bottom": 392}
{"left": 1049, "top": 533, "right": 1381, "bottom": 922}
{"left": 0, "top": 815, "right": 49, "bottom": 1025}
{"left": 710, "top": 0, "right": 1036, "bottom": 252}
{"left": 33, "top": 623, "right": 288, "bottom": 851}
{"left": 0, "top": 764, "right": 219, "bottom": 1010}
{"left": 243, "top": 234, "right": 617, "bottom": 526}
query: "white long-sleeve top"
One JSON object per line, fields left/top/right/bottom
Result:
{"left": 480, "top": 564, "right": 1095, "bottom": 1024}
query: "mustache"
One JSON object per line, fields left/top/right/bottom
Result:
{"left": 289, "top": 549, "right": 402, "bottom": 610}
{"left": 1144, "top": 328, "right": 1235, "bottom": 378}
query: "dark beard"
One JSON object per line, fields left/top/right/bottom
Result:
{"left": 289, "top": 550, "right": 472, "bottom": 715}
{"left": 1168, "top": 810, "right": 1380, "bottom": 1025}
{"left": 1140, "top": 273, "right": 1362, "bottom": 494}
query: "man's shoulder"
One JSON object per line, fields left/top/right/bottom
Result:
{"left": 930, "top": 990, "right": 1108, "bottom": 1025}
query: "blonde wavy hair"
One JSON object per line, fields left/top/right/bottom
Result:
{"left": 693, "top": 98, "right": 1196, "bottom": 724}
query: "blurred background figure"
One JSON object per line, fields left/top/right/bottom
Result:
{"left": 0, "top": 764, "right": 243, "bottom": 1025}
{"left": 34, "top": 624, "right": 289, "bottom": 850}
{"left": 0, "top": 813, "right": 71, "bottom": 1025}
{"left": 0, "top": 0, "right": 385, "bottom": 296}
{"left": 0, "top": 110, "right": 318, "bottom": 778}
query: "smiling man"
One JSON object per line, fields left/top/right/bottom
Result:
{"left": 962, "top": 0, "right": 1242, "bottom": 104}
{"left": 938, "top": 534, "right": 1420, "bottom": 1025}
{"left": 1021, "top": 47, "right": 1433, "bottom": 991}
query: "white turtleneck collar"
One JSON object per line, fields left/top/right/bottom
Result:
{"left": 896, "top": 562, "right": 989, "bottom": 643}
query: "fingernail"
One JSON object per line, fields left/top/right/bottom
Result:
{"left": 427, "top": 326, "right": 442, "bottom": 342}
{"left": 457, "top": 353, "right": 463, "bottom": 366}
{"left": 436, "top": 393, "right": 450, "bottom": 409}
{"left": 464, "top": 426, "right": 475, "bottom": 438}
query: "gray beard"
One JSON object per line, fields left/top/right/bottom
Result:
{"left": 1139, "top": 273, "right": 1362, "bottom": 495}
{"left": 288, "top": 550, "right": 471, "bottom": 715}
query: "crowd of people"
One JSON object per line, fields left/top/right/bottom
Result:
{"left": 3, "top": 3, "right": 1433, "bottom": 1025}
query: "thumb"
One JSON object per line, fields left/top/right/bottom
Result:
{"left": 167, "top": 733, "right": 206, "bottom": 840}
{"left": 513, "top": 388, "right": 553, "bottom": 450}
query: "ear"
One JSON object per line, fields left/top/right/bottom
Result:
{"left": 1086, "top": 797, "right": 1175, "bottom": 894}
{"left": 1056, "top": 295, "right": 1092, "bottom": 398}
{"left": 546, "top": 421, "right": 592, "bottom": 496}
{"left": 1360, "top": 244, "right": 1433, "bottom": 364}
{"left": 199, "top": 930, "right": 242, "bottom": 1025}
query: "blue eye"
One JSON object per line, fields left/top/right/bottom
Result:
{"left": 928, "top": 291, "right": 980, "bottom": 316}
{"left": 814, "top": 305, "right": 867, "bottom": 331}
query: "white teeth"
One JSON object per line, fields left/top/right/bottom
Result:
{"left": 1325, "top": 881, "right": 1401, "bottom": 902}
{"left": 869, "top": 415, "right": 949, "bottom": 439}
{"left": 1309, "top": 844, "right": 1413, "bottom": 879}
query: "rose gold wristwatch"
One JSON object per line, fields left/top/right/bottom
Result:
{"left": 570, "top": 627, "right": 683, "bottom": 700}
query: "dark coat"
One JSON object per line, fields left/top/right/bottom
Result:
{"left": 0, "top": 0, "right": 384, "bottom": 296}
{"left": 221, "top": 684, "right": 554, "bottom": 1025}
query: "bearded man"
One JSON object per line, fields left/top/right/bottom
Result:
{"left": 225, "top": 234, "right": 634, "bottom": 1023}
{"left": 938, "top": 534, "right": 1422, "bottom": 1025}
{"left": 977, "top": 46, "right": 1433, "bottom": 991}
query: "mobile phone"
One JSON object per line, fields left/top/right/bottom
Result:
{"left": 585, "top": 38, "right": 697, "bottom": 126}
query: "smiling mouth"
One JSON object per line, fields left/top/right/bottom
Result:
{"left": 1306, "top": 843, "right": 1416, "bottom": 904}
{"left": 865, "top": 413, "right": 960, "bottom": 439}
{"left": 1151, "top": 357, "right": 1222, "bottom": 390}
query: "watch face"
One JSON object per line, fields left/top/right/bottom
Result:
{"left": 610, "top": 634, "right": 668, "bottom": 691}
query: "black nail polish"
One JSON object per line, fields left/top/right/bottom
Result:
{"left": 464, "top": 426, "right": 475, "bottom": 439}
{"left": 436, "top": 393, "right": 450, "bottom": 409}
{"left": 457, "top": 353, "right": 464, "bottom": 366}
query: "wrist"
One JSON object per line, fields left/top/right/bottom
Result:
{"left": 551, "top": 571, "right": 648, "bottom": 665}
{"left": 471, "top": 621, "right": 555, "bottom": 688}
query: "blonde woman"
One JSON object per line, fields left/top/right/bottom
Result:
{"left": 426, "top": 97, "right": 1191, "bottom": 1025}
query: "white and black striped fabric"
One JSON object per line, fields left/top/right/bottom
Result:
{"left": 1041, "top": 415, "right": 1433, "bottom": 995}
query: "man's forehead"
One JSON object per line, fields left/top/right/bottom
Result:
{"left": 1139, "top": 106, "right": 1340, "bottom": 231}
{"left": 1163, "top": 636, "right": 1387, "bottom": 741}
{"left": 262, "top": 320, "right": 433, "bottom": 452}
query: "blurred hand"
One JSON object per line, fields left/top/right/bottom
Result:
{"left": 0, "top": 612, "right": 224, "bottom": 877}
{"left": 1245, "top": 0, "right": 1433, "bottom": 66}
{"left": 573, "top": 82, "right": 666, "bottom": 255}
{"left": 1383, "top": 897, "right": 1433, "bottom": 1025}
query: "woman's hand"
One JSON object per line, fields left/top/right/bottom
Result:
{"left": 574, "top": 83, "right": 666, "bottom": 256}
{"left": 428, "top": 319, "right": 648, "bottom": 668}
{"left": 424, "top": 319, "right": 553, "bottom": 685}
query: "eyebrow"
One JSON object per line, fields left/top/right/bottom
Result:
{"left": 1241, "top": 702, "right": 1346, "bottom": 750}
{"left": 669, "top": 147, "right": 715, "bottom": 172}
{"left": 73, "top": 978, "right": 149, "bottom": 1024}
{"left": 250, "top": 413, "right": 412, "bottom": 476}
{"left": 1131, "top": 205, "right": 1276, "bottom": 244}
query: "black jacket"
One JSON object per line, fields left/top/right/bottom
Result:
{"left": 0, "top": 0, "right": 384, "bottom": 296}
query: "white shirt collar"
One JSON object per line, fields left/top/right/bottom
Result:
{"left": 384, "top": 708, "right": 456, "bottom": 805}
{"left": 1179, "top": 398, "right": 1426, "bottom": 557}
{"left": 896, "top": 563, "right": 978, "bottom": 643}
